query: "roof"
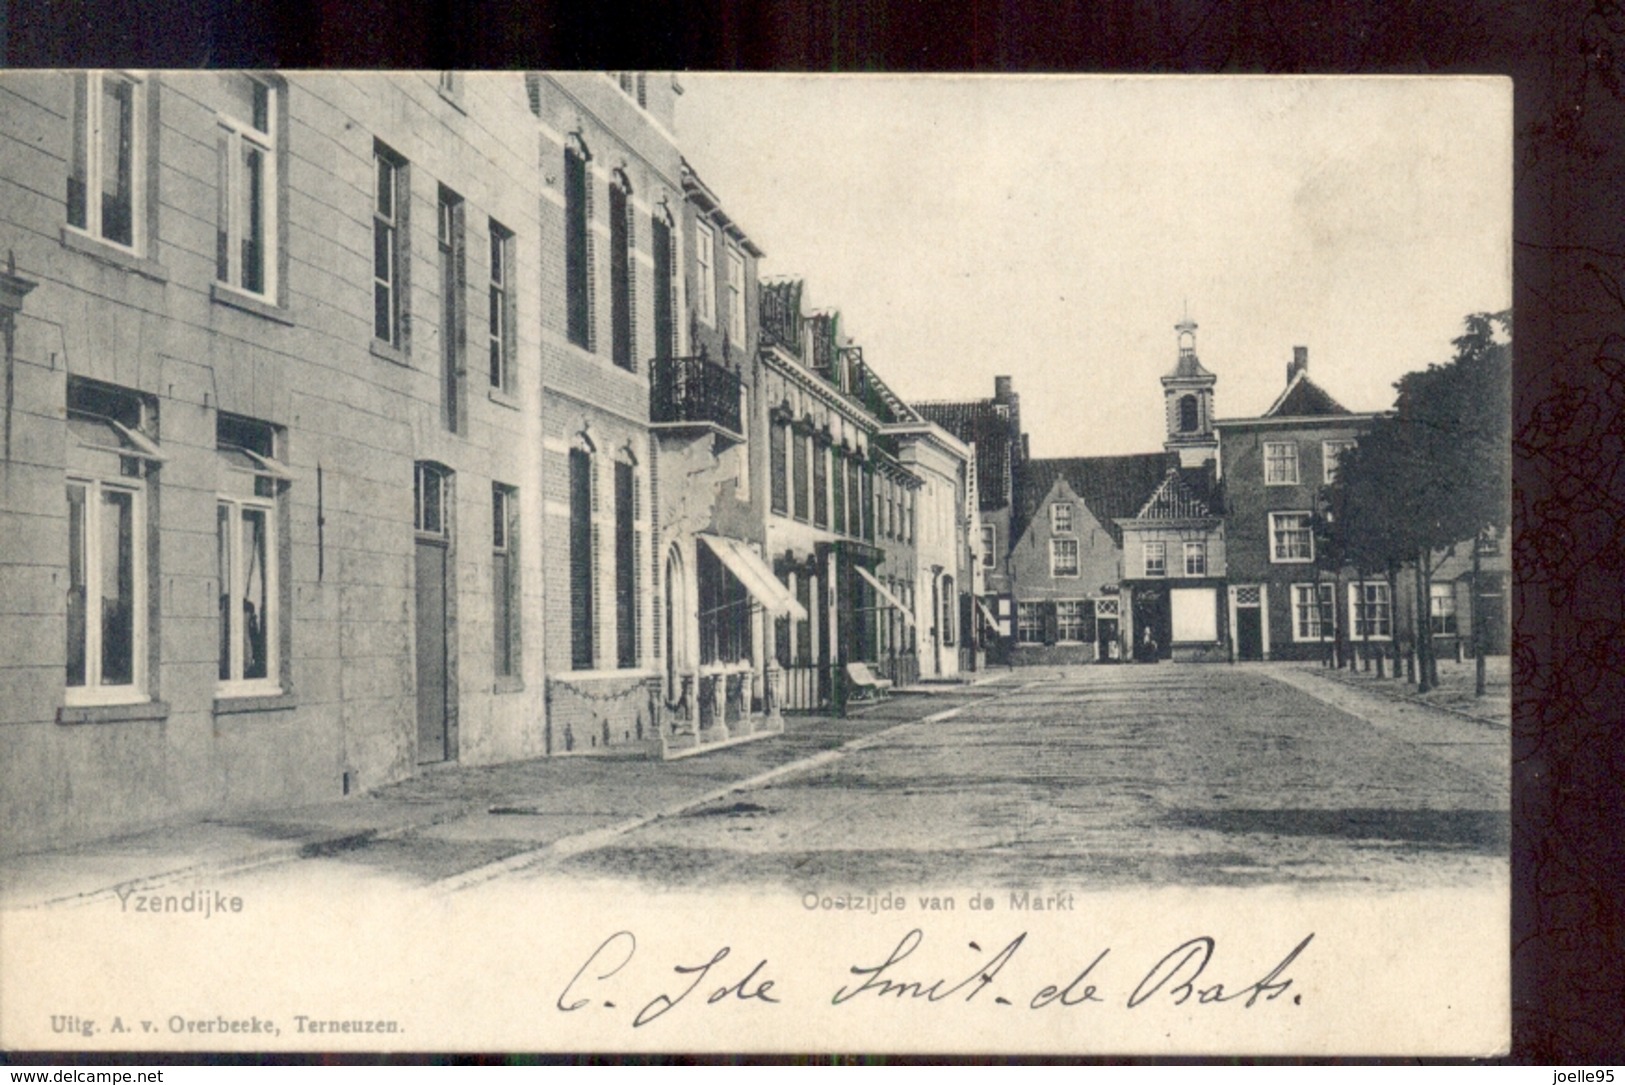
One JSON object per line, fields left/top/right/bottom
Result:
{"left": 1164, "top": 351, "right": 1215, "bottom": 382}
{"left": 914, "top": 399, "right": 1018, "bottom": 509}
{"left": 1018, "top": 453, "right": 1175, "bottom": 546}
{"left": 1263, "top": 372, "right": 1351, "bottom": 418}
{"left": 1135, "top": 467, "right": 1222, "bottom": 520}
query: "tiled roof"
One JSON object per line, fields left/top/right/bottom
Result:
{"left": 1165, "top": 352, "right": 1215, "bottom": 381}
{"left": 1136, "top": 467, "right": 1222, "bottom": 520}
{"left": 1265, "top": 374, "right": 1350, "bottom": 417}
{"left": 914, "top": 399, "right": 1016, "bottom": 509}
{"left": 1019, "top": 452, "right": 1175, "bottom": 546}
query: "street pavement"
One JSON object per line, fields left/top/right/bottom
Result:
{"left": 0, "top": 663, "right": 1508, "bottom": 908}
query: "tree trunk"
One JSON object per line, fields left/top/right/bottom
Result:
{"left": 1414, "top": 551, "right": 1432, "bottom": 694}
{"left": 1473, "top": 531, "right": 1486, "bottom": 697}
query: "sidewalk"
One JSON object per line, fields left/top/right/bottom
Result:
{"left": 1302, "top": 654, "right": 1510, "bottom": 728}
{"left": 0, "top": 674, "right": 1010, "bottom": 910}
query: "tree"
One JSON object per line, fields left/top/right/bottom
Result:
{"left": 1326, "top": 310, "right": 1511, "bottom": 694}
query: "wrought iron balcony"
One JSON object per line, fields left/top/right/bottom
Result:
{"left": 650, "top": 352, "right": 743, "bottom": 438}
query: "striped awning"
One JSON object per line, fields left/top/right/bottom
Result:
{"left": 697, "top": 534, "right": 808, "bottom": 621}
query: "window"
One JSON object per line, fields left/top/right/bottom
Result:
{"left": 1056, "top": 599, "right": 1090, "bottom": 643}
{"left": 568, "top": 449, "right": 595, "bottom": 669}
{"left": 1179, "top": 394, "right": 1199, "bottom": 433}
{"left": 1143, "top": 540, "right": 1166, "bottom": 577}
{"left": 1184, "top": 541, "right": 1207, "bottom": 577}
{"left": 1430, "top": 583, "right": 1458, "bottom": 636}
{"left": 651, "top": 212, "right": 676, "bottom": 360}
{"left": 438, "top": 187, "right": 465, "bottom": 432}
{"left": 564, "top": 144, "right": 591, "bottom": 350}
{"left": 941, "top": 576, "right": 957, "bottom": 647}
{"left": 846, "top": 457, "right": 862, "bottom": 538}
{"left": 215, "top": 74, "right": 278, "bottom": 299}
{"left": 1016, "top": 602, "right": 1042, "bottom": 645}
{"left": 792, "top": 428, "right": 809, "bottom": 521}
{"left": 1292, "top": 582, "right": 1336, "bottom": 641}
{"left": 1323, "top": 439, "right": 1357, "bottom": 484}
{"left": 609, "top": 176, "right": 634, "bottom": 371}
{"left": 610, "top": 72, "right": 647, "bottom": 108}
{"left": 726, "top": 246, "right": 745, "bottom": 344}
{"left": 67, "top": 71, "right": 145, "bottom": 252}
{"left": 373, "top": 144, "right": 407, "bottom": 347}
{"left": 1050, "top": 502, "right": 1073, "bottom": 534}
{"left": 65, "top": 380, "right": 161, "bottom": 704}
{"left": 488, "top": 220, "right": 515, "bottom": 391}
{"left": 694, "top": 220, "right": 716, "bottom": 326}
{"left": 492, "top": 485, "right": 519, "bottom": 678}
{"left": 1269, "top": 512, "right": 1315, "bottom": 563}
{"left": 1264, "top": 442, "right": 1299, "bottom": 485}
{"left": 413, "top": 461, "right": 449, "bottom": 537}
{"left": 770, "top": 420, "right": 788, "bottom": 515}
{"left": 794, "top": 573, "right": 813, "bottom": 664}
{"left": 699, "top": 547, "right": 751, "bottom": 666}
{"left": 812, "top": 441, "right": 829, "bottom": 528}
{"left": 217, "top": 414, "right": 291, "bottom": 695}
{"left": 981, "top": 524, "right": 996, "bottom": 568}
{"left": 1050, "top": 537, "right": 1080, "bottom": 577}
{"left": 831, "top": 450, "right": 846, "bottom": 530}
{"left": 615, "top": 460, "right": 638, "bottom": 668}
{"left": 1350, "top": 581, "right": 1392, "bottom": 639}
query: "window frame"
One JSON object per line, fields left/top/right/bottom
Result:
{"left": 1050, "top": 501, "right": 1073, "bottom": 534}
{"left": 1348, "top": 580, "right": 1393, "bottom": 640}
{"left": 726, "top": 244, "right": 745, "bottom": 344}
{"left": 1143, "top": 540, "right": 1166, "bottom": 578}
{"left": 980, "top": 523, "right": 996, "bottom": 568}
{"left": 1430, "top": 582, "right": 1459, "bottom": 636}
{"left": 214, "top": 73, "right": 279, "bottom": 302}
{"left": 1322, "top": 439, "right": 1357, "bottom": 484}
{"left": 66, "top": 70, "right": 147, "bottom": 255}
{"left": 65, "top": 474, "right": 148, "bottom": 705}
{"left": 694, "top": 220, "right": 716, "bottom": 327}
{"left": 609, "top": 176, "right": 635, "bottom": 372}
{"left": 1183, "top": 540, "right": 1208, "bottom": 577}
{"left": 1015, "top": 601, "right": 1042, "bottom": 645}
{"left": 1269, "top": 511, "right": 1315, "bottom": 563}
{"left": 491, "top": 483, "right": 520, "bottom": 680}
{"left": 438, "top": 185, "right": 466, "bottom": 433}
{"left": 373, "top": 143, "right": 408, "bottom": 349}
{"left": 564, "top": 143, "right": 592, "bottom": 351}
{"left": 1050, "top": 536, "right": 1080, "bottom": 578}
{"left": 488, "top": 219, "right": 516, "bottom": 393}
{"left": 1292, "top": 582, "right": 1336, "bottom": 641}
{"left": 1263, "top": 441, "right": 1300, "bottom": 486}
{"left": 1055, "top": 599, "right": 1089, "bottom": 643}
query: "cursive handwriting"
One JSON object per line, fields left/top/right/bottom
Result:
{"left": 832, "top": 929, "right": 1027, "bottom": 1005}
{"left": 1126, "top": 933, "right": 1313, "bottom": 1009}
{"left": 556, "top": 931, "right": 780, "bottom": 1028}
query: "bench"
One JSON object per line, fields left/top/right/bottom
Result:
{"left": 845, "top": 661, "right": 893, "bottom": 702}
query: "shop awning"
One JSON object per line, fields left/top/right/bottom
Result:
{"left": 697, "top": 534, "right": 808, "bottom": 621}
{"left": 853, "top": 565, "right": 916, "bottom": 628}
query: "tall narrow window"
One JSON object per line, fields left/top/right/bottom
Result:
{"left": 941, "top": 576, "right": 957, "bottom": 646}
{"left": 651, "top": 212, "right": 675, "bottom": 360}
{"left": 726, "top": 246, "right": 745, "bottom": 344}
{"left": 217, "top": 413, "right": 291, "bottom": 695}
{"left": 769, "top": 419, "right": 788, "bottom": 515}
{"left": 373, "top": 144, "right": 407, "bottom": 347}
{"left": 812, "top": 441, "right": 829, "bottom": 528}
{"left": 1179, "top": 395, "right": 1199, "bottom": 433}
{"left": 488, "top": 220, "right": 515, "bottom": 391}
{"left": 215, "top": 74, "right": 277, "bottom": 299}
{"left": 831, "top": 450, "right": 846, "bottom": 531}
{"left": 980, "top": 524, "right": 996, "bottom": 568}
{"left": 846, "top": 457, "right": 861, "bottom": 538}
{"left": 1184, "top": 541, "right": 1208, "bottom": 576}
{"left": 615, "top": 460, "right": 638, "bottom": 668}
{"left": 564, "top": 145, "right": 591, "bottom": 349}
{"left": 568, "top": 449, "right": 595, "bottom": 669}
{"left": 792, "top": 428, "right": 809, "bottom": 521}
{"left": 492, "top": 485, "right": 519, "bottom": 677}
{"left": 609, "top": 178, "right": 634, "bottom": 371}
{"left": 67, "top": 71, "right": 143, "bottom": 251}
{"left": 66, "top": 380, "right": 161, "bottom": 704}
{"left": 694, "top": 220, "right": 716, "bottom": 327}
{"left": 438, "top": 187, "right": 465, "bottom": 432}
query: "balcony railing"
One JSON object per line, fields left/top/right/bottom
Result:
{"left": 650, "top": 352, "right": 742, "bottom": 435}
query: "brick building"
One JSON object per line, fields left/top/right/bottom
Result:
{"left": 0, "top": 72, "right": 548, "bottom": 853}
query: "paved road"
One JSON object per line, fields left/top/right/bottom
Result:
{"left": 211, "top": 664, "right": 1507, "bottom": 897}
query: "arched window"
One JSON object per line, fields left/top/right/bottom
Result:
{"left": 1179, "top": 394, "right": 1200, "bottom": 433}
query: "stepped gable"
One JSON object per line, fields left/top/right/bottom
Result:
{"left": 1019, "top": 452, "right": 1175, "bottom": 546}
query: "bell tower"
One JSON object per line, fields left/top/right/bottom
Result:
{"left": 1161, "top": 308, "right": 1218, "bottom": 468}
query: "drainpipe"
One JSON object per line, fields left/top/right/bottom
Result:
{"left": 1, "top": 252, "right": 40, "bottom": 464}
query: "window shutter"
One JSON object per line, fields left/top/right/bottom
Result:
{"left": 1041, "top": 601, "right": 1058, "bottom": 646}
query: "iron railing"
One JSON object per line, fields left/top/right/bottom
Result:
{"left": 650, "top": 352, "right": 742, "bottom": 434}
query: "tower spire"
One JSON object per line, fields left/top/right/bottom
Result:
{"left": 1161, "top": 306, "right": 1217, "bottom": 469}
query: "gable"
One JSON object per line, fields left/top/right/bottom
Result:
{"left": 1264, "top": 373, "right": 1351, "bottom": 418}
{"left": 1136, "top": 469, "right": 1216, "bottom": 520}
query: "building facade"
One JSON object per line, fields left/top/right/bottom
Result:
{"left": 888, "top": 420, "right": 979, "bottom": 679}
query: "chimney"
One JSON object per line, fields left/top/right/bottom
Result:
{"left": 1288, "top": 346, "right": 1308, "bottom": 383}
{"left": 993, "top": 375, "right": 1013, "bottom": 404}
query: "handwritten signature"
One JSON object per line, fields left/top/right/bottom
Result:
{"left": 556, "top": 928, "right": 1313, "bottom": 1026}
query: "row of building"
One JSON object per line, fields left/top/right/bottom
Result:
{"left": 0, "top": 71, "right": 1504, "bottom": 855}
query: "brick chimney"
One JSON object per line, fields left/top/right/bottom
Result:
{"left": 994, "top": 375, "right": 1013, "bottom": 404}
{"left": 1287, "top": 346, "right": 1308, "bottom": 384}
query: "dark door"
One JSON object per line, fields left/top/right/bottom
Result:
{"left": 1097, "top": 617, "right": 1118, "bottom": 661}
{"left": 1236, "top": 605, "right": 1263, "bottom": 661}
{"left": 415, "top": 539, "right": 450, "bottom": 763}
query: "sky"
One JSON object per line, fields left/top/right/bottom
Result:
{"left": 675, "top": 75, "right": 1512, "bottom": 459}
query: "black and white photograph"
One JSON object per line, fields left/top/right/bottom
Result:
{"left": 0, "top": 71, "right": 1510, "bottom": 1055}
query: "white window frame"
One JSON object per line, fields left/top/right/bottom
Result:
{"left": 1143, "top": 540, "right": 1166, "bottom": 577}
{"left": 1050, "top": 502, "right": 1073, "bottom": 534}
{"left": 373, "top": 145, "right": 406, "bottom": 347}
{"left": 1056, "top": 599, "right": 1087, "bottom": 643}
{"left": 1323, "top": 439, "right": 1357, "bottom": 484}
{"left": 488, "top": 220, "right": 515, "bottom": 392}
{"left": 1183, "top": 541, "right": 1207, "bottom": 577}
{"left": 215, "top": 74, "right": 278, "bottom": 301}
{"left": 980, "top": 523, "right": 996, "bottom": 568}
{"left": 1430, "top": 583, "right": 1459, "bottom": 636}
{"left": 1348, "top": 580, "right": 1393, "bottom": 640}
{"left": 1050, "top": 537, "right": 1080, "bottom": 578}
{"left": 217, "top": 493, "right": 279, "bottom": 697}
{"left": 1269, "top": 511, "right": 1315, "bottom": 563}
{"left": 67, "top": 70, "right": 147, "bottom": 254}
{"left": 1264, "top": 441, "right": 1300, "bottom": 486}
{"left": 1291, "top": 582, "right": 1336, "bottom": 641}
{"left": 726, "top": 245, "right": 745, "bottom": 344}
{"left": 1016, "top": 601, "right": 1042, "bottom": 645}
{"left": 695, "top": 220, "right": 716, "bottom": 327}
{"left": 64, "top": 474, "right": 148, "bottom": 706}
